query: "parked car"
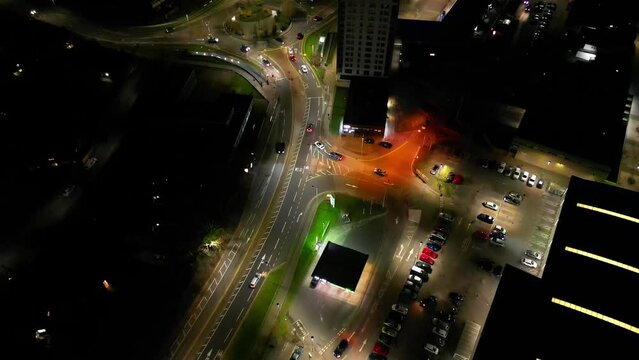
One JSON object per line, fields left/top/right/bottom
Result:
{"left": 482, "top": 201, "right": 500, "bottom": 211}
{"left": 391, "top": 303, "right": 408, "bottom": 315}
{"left": 452, "top": 174, "right": 464, "bottom": 184}
{"left": 504, "top": 166, "right": 513, "bottom": 177}
{"left": 525, "top": 250, "right": 543, "bottom": 260}
{"left": 379, "top": 141, "right": 393, "bottom": 148}
{"left": 424, "top": 343, "right": 439, "bottom": 355}
{"left": 383, "top": 318, "right": 402, "bottom": 332}
{"left": 521, "top": 258, "right": 538, "bottom": 268}
{"left": 368, "top": 353, "right": 387, "bottom": 360}
{"left": 512, "top": 167, "right": 521, "bottom": 179}
{"left": 372, "top": 343, "right": 389, "bottom": 356}
{"left": 536, "top": 178, "right": 545, "bottom": 189}
{"left": 290, "top": 346, "right": 303, "bottom": 360}
{"left": 438, "top": 212, "right": 455, "bottom": 222}
{"left": 314, "top": 141, "right": 326, "bottom": 150}
{"left": 493, "top": 225, "right": 507, "bottom": 234}
{"left": 408, "top": 274, "right": 424, "bottom": 286}
{"left": 520, "top": 171, "right": 529, "bottom": 182}
{"left": 427, "top": 242, "right": 442, "bottom": 252}
{"left": 422, "top": 248, "right": 438, "bottom": 259}
{"left": 477, "top": 213, "right": 495, "bottom": 224}
{"left": 490, "top": 237, "right": 505, "bottom": 247}
{"left": 378, "top": 333, "right": 395, "bottom": 346}
{"left": 415, "top": 261, "right": 433, "bottom": 273}
{"left": 497, "top": 162, "right": 506, "bottom": 173}
{"left": 419, "top": 253, "right": 435, "bottom": 264}
{"left": 445, "top": 172, "right": 455, "bottom": 183}
{"left": 381, "top": 326, "right": 398, "bottom": 338}
{"left": 240, "top": 44, "right": 251, "bottom": 52}
{"left": 430, "top": 164, "right": 442, "bottom": 175}
{"left": 432, "top": 327, "right": 448, "bottom": 338}
{"left": 432, "top": 318, "right": 451, "bottom": 331}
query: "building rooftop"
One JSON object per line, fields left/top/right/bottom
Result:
{"left": 312, "top": 241, "right": 369, "bottom": 292}
{"left": 474, "top": 176, "right": 639, "bottom": 359}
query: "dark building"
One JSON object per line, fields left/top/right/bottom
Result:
{"left": 474, "top": 176, "right": 639, "bottom": 359}
{"left": 311, "top": 241, "right": 369, "bottom": 292}
{"left": 340, "top": 79, "right": 389, "bottom": 135}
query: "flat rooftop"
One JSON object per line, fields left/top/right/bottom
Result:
{"left": 398, "top": 0, "right": 459, "bottom": 22}
{"left": 312, "top": 241, "right": 369, "bottom": 292}
{"left": 475, "top": 176, "right": 639, "bottom": 359}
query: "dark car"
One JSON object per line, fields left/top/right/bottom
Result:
{"left": 445, "top": 172, "right": 455, "bottom": 183}
{"left": 297, "top": 32, "right": 304, "bottom": 40}
{"left": 313, "top": 15, "right": 323, "bottom": 21}
{"left": 399, "top": 287, "right": 418, "bottom": 301}
{"left": 207, "top": 35, "right": 219, "bottom": 44}
{"left": 333, "top": 339, "right": 348, "bottom": 358}
{"left": 420, "top": 295, "right": 438, "bottom": 308}
{"left": 387, "top": 310, "right": 404, "bottom": 324}
{"left": 437, "top": 311, "right": 456, "bottom": 324}
{"left": 536, "top": 179, "right": 545, "bottom": 189}
{"left": 276, "top": 142, "right": 286, "bottom": 154}
{"left": 290, "top": 346, "right": 303, "bottom": 360}
{"left": 491, "top": 230, "right": 505, "bottom": 240}
{"left": 373, "top": 168, "right": 387, "bottom": 176}
{"left": 310, "top": 276, "right": 319, "bottom": 288}
{"left": 477, "top": 213, "right": 495, "bottom": 224}
{"left": 479, "top": 158, "right": 489, "bottom": 168}
{"left": 240, "top": 44, "right": 251, "bottom": 52}
{"left": 427, "top": 242, "right": 442, "bottom": 252}
{"left": 378, "top": 333, "right": 395, "bottom": 346}
{"left": 261, "top": 58, "right": 271, "bottom": 66}
{"left": 379, "top": 141, "right": 393, "bottom": 148}
{"left": 364, "top": 138, "right": 375, "bottom": 144}
{"left": 415, "top": 261, "right": 433, "bottom": 273}
{"left": 449, "top": 292, "right": 464, "bottom": 303}
{"left": 164, "top": 27, "right": 175, "bottom": 33}
{"left": 275, "top": 36, "right": 285, "bottom": 44}
{"left": 430, "top": 164, "right": 442, "bottom": 175}
{"left": 368, "top": 353, "right": 387, "bottom": 360}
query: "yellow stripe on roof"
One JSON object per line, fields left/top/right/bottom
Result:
{"left": 576, "top": 203, "right": 639, "bottom": 224}
{"left": 551, "top": 297, "right": 639, "bottom": 334}
{"left": 564, "top": 246, "right": 639, "bottom": 275}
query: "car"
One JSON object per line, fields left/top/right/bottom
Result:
{"left": 415, "top": 261, "right": 433, "bottom": 273}
{"left": 377, "top": 333, "right": 395, "bottom": 346}
{"left": 493, "top": 225, "right": 507, "bottom": 234}
{"left": 387, "top": 310, "right": 404, "bottom": 324}
{"left": 368, "top": 353, "right": 387, "bottom": 360}
{"left": 521, "top": 257, "right": 538, "bottom": 268}
{"left": 430, "top": 164, "right": 442, "bottom": 175}
{"left": 477, "top": 258, "right": 495, "bottom": 272}
{"left": 420, "top": 295, "right": 438, "bottom": 308}
{"left": 477, "top": 213, "right": 495, "bottom": 224}
{"left": 490, "top": 237, "right": 505, "bottom": 247}
{"left": 240, "top": 44, "right": 251, "bottom": 52}
{"left": 62, "top": 185, "right": 75, "bottom": 197}
{"left": 313, "top": 15, "right": 323, "bottom": 21}
{"left": 504, "top": 166, "right": 513, "bottom": 177}
{"left": 329, "top": 152, "right": 344, "bottom": 161}
{"left": 512, "top": 167, "right": 521, "bottom": 179}
{"left": 438, "top": 212, "right": 454, "bottom": 222}
{"left": 473, "top": 230, "right": 491, "bottom": 241}
{"left": 379, "top": 141, "right": 393, "bottom": 148}
{"left": 383, "top": 318, "right": 402, "bottom": 331}
{"left": 490, "top": 230, "right": 505, "bottom": 240}
{"left": 85, "top": 156, "right": 98, "bottom": 169}
{"left": 528, "top": 174, "right": 537, "bottom": 186}
{"left": 275, "top": 36, "right": 285, "bottom": 45}
{"left": 333, "top": 339, "right": 349, "bottom": 358}
{"left": 373, "top": 168, "right": 387, "bottom": 176}
{"left": 432, "top": 318, "right": 451, "bottom": 331}
{"left": 482, "top": 201, "right": 500, "bottom": 211}
{"left": 306, "top": 123, "right": 314, "bottom": 133}
{"left": 497, "top": 162, "right": 506, "bottom": 173}
{"left": 430, "top": 231, "right": 447, "bottom": 241}
{"left": 424, "top": 343, "right": 439, "bottom": 355}
{"left": 290, "top": 346, "right": 303, "bottom": 360}
{"left": 419, "top": 253, "right": 435, "bottom": 264}
{"left": 503, "top": 194, "right": 521, "bottom": 206}
{"left": 445, "top": 172, "right": 455, "bottom": 183}
{"left": 493, "top": 264, "right": 504, "bottom": 277}
{"left": 432, "top": 335, "right": 446, "bottom": 348}
{"left": 300, "top": 64, "right": 309, "bottom": 73}
{"left": 372, "top": 343, "right": 389, "bottom": 356}
{"left": 275, "top": 142, "right": 286, "bottom": 154}
{"left": 438, "top": 310, "right": 456, "bottom": 323}
{"left": 207, "top": 36, "right": 219, "bottom": 44}
{"left": 480, "top": 158, "right": 489, "bottom": 168}
{"left": 249, "top": 273, "right": 260, "bottom": 288}
{"left": 525, "top": 250, "right": 543, "bottom": 260}
{"left": 381, "top": 326, "right": 398, "bottom": 338}
{"left": 449, "top": 292, "right": 464, "bottom": 304}
{"left": 536, "top": 178, "right": 545, "bottom": 189}
{"left": 404, "top": 281, "right": 420, "bottom": 293}
{"left": 310, "top": 276, "right": 319, "bottom": 288}
{"left": 313, "top": 141, "right": 326, "bottom": 150}
{"left": 520, "top": 171, "right": 529, "bottom": 182}
{"left": 288, "top": 48, "right": 296, "bottom": 61}
{"left": 422, "top": 248, "right": 439, "bottom": 259}
{"left": 261, "top": 58, "right": 271, "bottom": 66}
{"left": 429, "top": 235, "right": 445, "bottom": 245}
{"left": 391, "top": 303, "right": 408, "bottom": 315}
{"left": 364, "top": 137, "right": 374, "bottom": 144}
{"left": 164, "top": 27, "right": 175, "bottom": 33}
{"left": 297, "top": 32, "right": 304, "bottom": 40}
{"left": 452, "top": 174, "right": 464, "bottom": 184}
{"left": 408, "top": 274, "right": 424, "bottom": 286}
{"left": 427, "top": 242, "right": 442, "bottom": 252}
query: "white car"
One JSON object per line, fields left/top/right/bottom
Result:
{"left": 494, "top": 225, "right": 507, "bottom": 234}
{"left": 300, "top": 64, "right": 309, "bottom": 73}
{"left": 512, "top": 167, "right": 521, "bottom": 180}
{"left": 497, "top": 162, "right": 506, "bottom": 173}
{"left": 527, "top": 174, "right": 537, "bottom": 187}
{"left": 520, "top": 171, "right": 529, "bottom": 182}
{"left": 391, "top": 303, "right": 408, "bottom": 315}
{"left": 521, "top": 258, "right": 538, "bottom": 268}
{"left": 482, "top": 201, "right": 500, "bottom": 211}
{"left": 525, "top": 250, "right": 543, "bottom": 260}
{"left": 249, "top": 273, "right": 260, "bottom": 288}
{"left": 432, "top": 327, "right": 448, "bottom": 338}
{"left": 313, "top": 141, "right": 325, "bottom": 150}
{"left": 424, "top": 343, "right": 440, "bottom": 355}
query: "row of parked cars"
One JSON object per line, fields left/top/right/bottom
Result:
{"left": 368, "top": 212, "right": 454, "bottom": 359}
{"left": 424, "top": 292, "right": 465, "bottom": 357}
{"left": 526, "top": 1, "right": 557, "bottom": 42}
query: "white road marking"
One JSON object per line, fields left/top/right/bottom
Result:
{"left": 281, "top": 222, "right": 287, "bottom": 233}
{"left": 224, "top": 328, "right": 234, "bottom": 343}
{"left": 274, "top": 237, "right": 280, "bottom": 250}
{"left": 359, "top": 339, "right": 368, "bottom": 352}
{"left": 288, "top": 206, "right": 293, "bottom": 216}
{"left": 293, "top": 192, "right": 298, "bottom": 202}
{"left": 236, "top": 307, "right": 245, "bottom": 321}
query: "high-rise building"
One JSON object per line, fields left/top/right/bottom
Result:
{"left": 337, "top": 0, "right": 399, "bottom": 78}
